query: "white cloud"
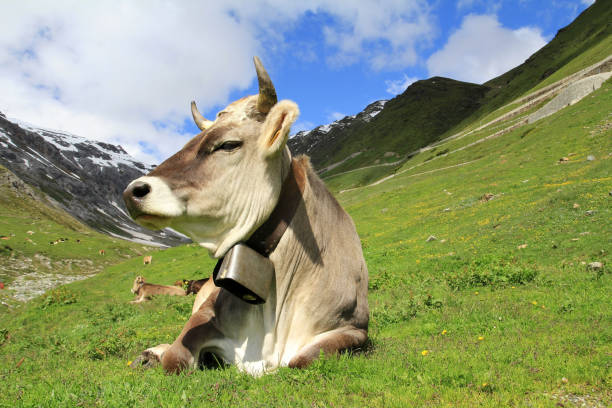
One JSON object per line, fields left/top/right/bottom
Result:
{"left": 320, "top": 1, "right": 434, "bottom": 70}
{"left": 328, "top": 112, "right": 346, "bottom": 122}
{"left": 426, "top": 14, "right": 546, "bottom": 84}
{"left": 291, "top": 120, "right": 315, "bottom": 134}
{"left": 581, "top": 0, "right": 595, "bottom": 5}
{"left": 0, "top": 1, "right": 259, "bottom": 163}
{"left": 229, "top": 1, "right": 435, "bottom": 70}
{"left": 385, "top": 75, "right": 419, "bottom": 95}
{"left": 456, "top": 0, "right": 479, "bottom": 10}
{"left": 456, "top": 0, "right": 501, "bottom": 13}
{"left": 0, "top": 1, "right": 435, "bottom": 163}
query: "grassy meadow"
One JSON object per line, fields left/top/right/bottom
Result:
{"left": 1, "top": 74, "right": 611, "bottom": 408}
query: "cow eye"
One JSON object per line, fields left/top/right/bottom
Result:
{"left": 214, "top": 141, "right": 242, "bottom": 152}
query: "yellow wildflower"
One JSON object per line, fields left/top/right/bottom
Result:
{"left": 478, "top": 336, "right": 484, "bottom": 341}
{"left": 127, "top": 361, "right": 132, "bottom": 366}
{"left": 441, "top": 330, "right": 447, "bottom": 335}
{"left": 421, "top": 350, "right": 429, "bottom": 356}
{"left": 531, "top": 301, "right": 538, "bottom": 305}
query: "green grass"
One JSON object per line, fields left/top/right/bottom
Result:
{"left": 531, "top": 35, "right": 612, "bottom": 93}
{"left": 0, "top": 77, "right": 610, "bottom": 406}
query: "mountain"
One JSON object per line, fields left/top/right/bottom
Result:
{"left": 0, "top": 112, "right": 187, "bottom": 247}
{"left": 289, "top": 0, "right": 611, "bottom": 177}
{"left": 288, "top": 100, "right": 387, "bottom": 170}
{"left": 289, "top": 78, "right": 489, "bottom": 174}
{"left": 0, "top": 162, "right": 157, "bottom": 304}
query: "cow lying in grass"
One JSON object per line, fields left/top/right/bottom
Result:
{"left": 123, "top": 57, "right": 368, "bottom": 375}
{"left": 130, "top": 276, "right": 186, "bottom": 303}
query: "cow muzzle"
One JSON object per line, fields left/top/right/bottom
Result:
{"left": 123, "top": 176, "right": 184, "bottom": 226}
{"left": 123, "top": 180, "right": 151, "bottom": 218}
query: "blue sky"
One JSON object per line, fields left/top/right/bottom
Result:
{"left": 0, "top": 0, "right": 595, "bottom": 164}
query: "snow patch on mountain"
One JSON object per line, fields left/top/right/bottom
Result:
{"left": 0, "top": 111, "right": 186, "bottom": 247}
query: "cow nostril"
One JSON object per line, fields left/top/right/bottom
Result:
{"left": 132, "top": 182, "right": 151, "bottom": 198}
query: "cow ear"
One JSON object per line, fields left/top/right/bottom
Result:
{"left": 259, "top": 100, "right": 299, "bottom": 157}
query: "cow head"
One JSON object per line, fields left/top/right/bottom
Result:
{"left": 123, "top": 57, "right": 299, "bottom": 258}
{"left": 131, "top": 276, "right": 145, "bottom": 293}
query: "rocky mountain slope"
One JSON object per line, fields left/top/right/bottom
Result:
{"left": 288, "top": 100, "right": 387, "bottom": 169}
{"left": 0, "top": 112, "right": 187, "bottom": 246}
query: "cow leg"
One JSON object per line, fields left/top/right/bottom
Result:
{"left": 129, "top": 344, "right": 171, "bottom": 368}
{"left": 129, "top": 287, "right": 221, "bottom": 372}
{"left": 161, "top": 287, "right": 222, "bottom": 374}
{"left": 288, "top": 327, "right": 367, "bottom": 369}
{"left": 191, "top": 278, "right": 216, "bottom": 315}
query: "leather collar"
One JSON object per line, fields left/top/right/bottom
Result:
{"left": 246, "top": 158, "right": 306, "bottom": 257}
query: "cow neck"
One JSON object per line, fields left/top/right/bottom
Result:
{"left": 246, "top": 158, "right": 306, "bottom": 257}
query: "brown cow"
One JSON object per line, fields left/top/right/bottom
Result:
{"left": 173, "top": 278, "right": 209, "bottom": 295}
{"left": 186, "top": 278, "right": 209, "bottom": 295}
{"left": 143, "top": 255, "right": 153, "bottom": 265}
{"left": 130, "top": 276, "right": 187, "bottom": 303}
{"left": 123, "top": 57, "right": 368, "bottom": 375}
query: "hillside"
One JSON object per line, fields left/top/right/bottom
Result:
{"left": 0, "top": 164, "right": 155, "bottom": 306}
{"left": 289, "top": 77, "right": 489, "bottom": 174}
{"left": 289, "top": 0, "right": 612, "bottom": 178}
{"left": 481, "top": 0, "right": 612, "bottom": 112}
{"left": 0, "top": 113, "right": 187, "bottom": 247}
{"left": 288, "top": 100, "right": 387, "bottom": 169}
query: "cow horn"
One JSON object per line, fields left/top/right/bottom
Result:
{"left": 191, "top": 101, "right": 213, "bottom": 131}
{"left": 254, "top": 56, "right": 277, "bottom": 114}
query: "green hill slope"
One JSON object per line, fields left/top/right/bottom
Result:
{"left": 322, "top": 77, "right": 489, "bottom": 174}
{"left": 0, "top": 165, "right": 152, "bottom": 305}
{"left": 482, "top": 0, "right": 612, "bottom": 110}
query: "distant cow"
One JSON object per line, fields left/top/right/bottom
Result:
{"left": 123, "top": 57, "right": 368, "bottom": 375}
{"left": 130, "top": 276, "right": 187, "bottom": 303}
{"left": 173, "top": 278, "right": 209, "bottom": 295}
{"left": 99, "top": 249, "right": 105, "bottom": 255}
{"left": 143, "top": 255, "right": 153, "bottom": 265}
{"left": 186, "top": 278, "right": 209, "bottom": 295}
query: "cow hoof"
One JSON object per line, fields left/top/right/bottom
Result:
{"left": 162, "top": 346, "right": 194, "bottom": 374}
{"left": 129, "top": 350, "right": 162, "bottom": 369}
